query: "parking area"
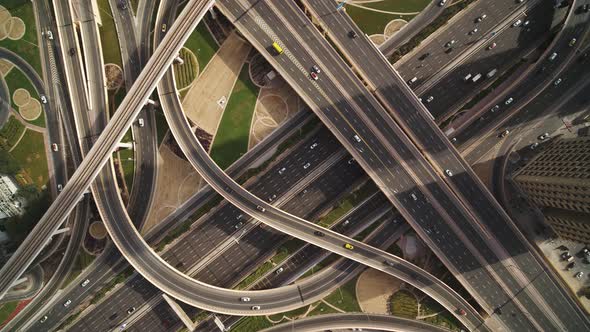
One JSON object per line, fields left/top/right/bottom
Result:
{"left": 539, "top": 238, "right": 590, "bottom": 311}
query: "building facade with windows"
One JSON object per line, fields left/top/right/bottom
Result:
{"left": 513, "top": 136, "right": 590, "bottom": 243}
{"left": 0, "top": 175, "right": 23, "bottom": 220}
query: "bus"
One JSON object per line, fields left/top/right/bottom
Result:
{"left": 272, "top": 42, "right": 283, "bottom": 55}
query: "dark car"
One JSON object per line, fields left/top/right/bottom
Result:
{"left": 313, "top": 230, "right": 325, "bottom": 237}
{"left": 348, "top": 30, "right": 358, "bottom": 38}
{"left": 117, "top": 0, "right": 127, "bottom": 9}
{"left": 418, "top": 52, "right": 430, "bottom": 61}
{"left": 69, "top": 48, "right": 76, "bottom": 56}
{"left": 127, "top": 307, "right": 136, "bottom": 315}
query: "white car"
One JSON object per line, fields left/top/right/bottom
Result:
{"left": 63, "top": 299, "right": 72, "bottom": 307}
{"left": 468, "top": 28, "right": 478, "bottom": 35}
{"left": 505, "top": 97, "right": 514, "bottom": 105}
{"left": 438, "top": 0, "right": 446, "bottom": 6}
{"left": 512, "top": 19, "right": 522, "bottom": 27}
{"left": 275, "top": 267, "right": 284, "bottom": 274}
{"left": 138, "top": 118, "right": 144, "bottom": 127}
{"left": 538, "top": 132, "right": 550, "bottom": 140}
{"left": 40, "top": 95, "right": 48, "bottom": 104}
{"left": 303, "top": 162, "right": 311, "bottom": 169}
{"left": 530, "top": 142, "right": 539, "bottom": 150}
{"left": 353, "top": 134, "right": 361, "bottom": 143}
{"left": 81, "top": 279, "right": 90, "bottom": 287}
{"left": 251, "top": 305, "right": 261, "bottom": 310}
{"left": 411, "top": 193, "right": 418, "bottom": 201}
{"left": 575, "top": 271, "right": 584, "bottom": 279}
{"left": 500, "top": 130, "right": 510, "bottom": 138}
{"left": 57, "top": 184, "right": 63, "bottom": 192}
{"left": 310, "top": 142, "right": 318, "bottom": 149}
{"left": 425, "top": 95, "right": 434, "bottom": 103}
{"left": 278, "top": 167, "right": 286, "bottom": 175}
{"left": 52, "top": 143, "right": 59, "bottom": 152}
{"left": 491, "top": 105, "right": 500, "bottom": 112}
{"left": 445, "top": 169, "right": 453, "bottom": 177}
{"left": 39, "top": 316, "right": 48, "bottom": 323}
{"left": 241, "top": 297, "right": 251, "bottom": 302}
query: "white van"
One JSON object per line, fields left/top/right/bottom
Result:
{"left": 471, "top": 73, "right": 482, "bottom": 82}
{"left": 408, "top": 77, "right": 418, "bottom": 84}
{"left": 486, "top": 69, "right": 497, "bottom": 78}
{"left": 463, "top": 73, "right": 472, "bottom": 81}
{"left": 549, "top": 52, "right": 558, "bottom": 61}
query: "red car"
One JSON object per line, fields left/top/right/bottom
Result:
{"left": 310, "top": 72, "right": 318, "bottom": 80}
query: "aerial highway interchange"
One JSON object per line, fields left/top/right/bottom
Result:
{"left": 0, "top": 0, "right": 589, "bottom": 331}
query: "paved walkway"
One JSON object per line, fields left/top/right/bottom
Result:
{"left": 356, "top": 268, "right": 401, "bottom": 314}
{"left": 182, "top": 32, "right": 251, "bottom": 135}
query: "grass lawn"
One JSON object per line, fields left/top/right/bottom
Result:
{"left": 0, "top": 116, "right": 26, "bottom": 150}
{"left": 64, "top": 250, "right": 96, "bottom": 286}
{"left": 118, "top": 129, "right": 134, "bottom": 189}
{"left": 267, "top": 305, "right": 309, "bottom": 322}
{"left": 421, "top": 297, "right": 461, "bottom": 331}
{"left": 308, "top": 301, "right": 338, "bottom": 316}
{"left": 130, "top": 0, "right": 139, "bottom": 13}
{"left": 390, "top": 289, "right": 418, "bottom": 318}
{"left": 0, "top": 301, "right": 18, "bottom": 325}
{"left": 322, "top": 276, "right": 361, "bottom": 312}
{"left": 184, "top": 23, "right": 219, "bottom": 72}
{"left": 97, "top": 0, "right": 123, "bottom": 66}
{"left": 154, "top": 109, "right": 168, "bottom": 145}
{"left": 174, "top": 47, "right": 198, "bottom": 90}
{"left": 210, "top": 65, "right": 258, "bottom": 169}
{"left": 9, "top": 129, "right": 48, "bottom": 189}
{"left": 4, "top": 67, "right": 45, "bottom": 127}
{"left": 0, "top": 0, "right": 41, "bottom": 75}
{"left": 345, "top": 0, "right": 431, "bottom": 35}
{"left": 317, "top": 181, "right": 376, "bottom": 227}
{"left": 230, "top": 316, "right": 273, "bottom": 332}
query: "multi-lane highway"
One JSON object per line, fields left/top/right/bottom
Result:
{"left": 378, "top": 0, "right": 449, "bottom": 56}
{"left": 0, "top": 0, "right": 214, "bottom": 300}
{"left": 215, "top": 0, "right": 588, "bottom": 330}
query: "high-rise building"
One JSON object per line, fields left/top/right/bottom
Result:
{"left": 0, "top": 175, "right": 23, "bottom": 220}
{"left": 513, "top": 136, "right": 590, "bottom": 243}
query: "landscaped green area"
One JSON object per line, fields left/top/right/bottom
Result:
{"left": 267, "top": 305, "right": 309, "bottom": 322}
{"left": 317, "top": 181, "right": 376, "bottom": 227}
{"left": 210, "top": 65, "right": 259, "bottom": 169}
{"left": 230, "top": 316, "right": 273, "bottom": 332}
{"left": 64, "top": 250, "right": 96, "bottom": 286}
{"left": 421, "top": 297, "right": 461, "bottom": 330}
{"left": 0, "top": 116, "right": 25, "bottom": 150}
{"left": 390, "top": 289, "right": 418, "bottom": 318}
{"left": 322, "top": 276, "right": 361, "bottom": 312}
{"left": 154, "top": 108, "right": 168, "bottom": 145}
{"left": 174, "top": 47, "right": 198, "bottom": 90}
{"left": 309, "top": 301, "right": 338, "bottom": 316}
{"left": 0, "top": 0, "right": 41, "bottom": 74}
{"left": 346, "top": 0, "right": 431, "bottom": 35}
{"left": 184, "top": 23, "right": 219, "bottom": 72}
{"left": 118, "top": 129, "right": 134, "bottom": 190}
{"left": 97, "top": 0, "right": 123, "bottom": 66}
{"left": 9, "top": 129, "right": 48, "bottom": 188}
{"left": 4, "top": 67, "right": 45, "bottom": 127}
{"left": 130, "top": 0, "right": 139, "bottom": 13}
{"left": 0, "top": 301, "right": 18, "bottom": 326}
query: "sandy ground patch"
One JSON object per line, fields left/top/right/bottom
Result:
{"left": 384, "top": 19, "right": 407, "bottom": 37}
{"left": 19, "top": 99, "right": 41, "bottom": 121}
{"left": 105, "top": 64, "right": 123, "bottom": 90}
{"left": 0, "top": 59, "right": 13, "bottom": 76}
{"left": 249, "top": 79, "right": 300, "bottom": 148}
{"left": 12, "top": 88, "right": 30, "bottom": 107}
{"left": 356, "top": 268, "right": 401, "bottom": 314}
{"left": 182, "top": 31, "right": 251, "bottom": 134}
{"left": 141, "top": 144, "right": 204, "bottom": 234}
{"left": 7, "top": 17, "right": 25, "bottom": 40}
{"left": 369, "top": 34, "right": 387, "bottom": 46}
{"left": 89, "top": 221, "right": 107, "bottom": 239}
{"left": 0, "top": 6, "right": 10, "bottom": 41}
